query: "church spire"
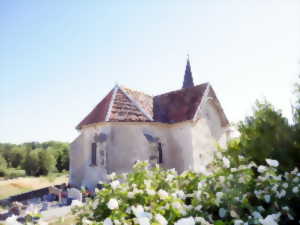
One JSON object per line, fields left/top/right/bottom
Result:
{"left": 182, "top": 55, "right": 195, "bottom": 89}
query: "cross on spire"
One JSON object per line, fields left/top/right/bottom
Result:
{"left": 182, "top": 55, "right": 194, "bottom": 89}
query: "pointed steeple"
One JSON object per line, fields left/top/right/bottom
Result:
{"left": 182, "top": 55, "right": 194, "bottom": 89}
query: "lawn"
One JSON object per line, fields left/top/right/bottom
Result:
{"left": 0, "top": 174, "right": 68, "bottom": 200}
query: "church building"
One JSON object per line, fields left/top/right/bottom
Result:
{"left": 69, "top": 58, "right": 230, "bottom": 188}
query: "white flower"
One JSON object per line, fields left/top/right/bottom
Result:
{"left": 137, "top": 217, "right": 150, "bottom": 225}
{"left": 271, "top": 184, "right": 278, "bottom": 192}
{"left": 282, "top": 206, "right": 289, "bottom": 211}
{"left": 172, "top": 201, "right": 182, "bottom": 209}
{"left": 39, "top": 221, "right": 48, "bottom": 225}
{"left": 273, "top": 175, "right": 282, "bottom": 181}
{"left": 110, "top": 180, "right": 120, "bottom": 189}
{"left": 266, "top": 159, "right": 279, "bottom": 167}
{"left": 82, "top": 217, "right": 93, "bottom": 225}
{"left": 259, "top": 214, "right": 279, "bottom": 225}
{"left": 282, "top": 183, "right": 288, "bottom": 189}
{"left": 158, "top": 189, "right": 168, "bottom": 200}
{"left": 222, "top": 157, "right": 230, "bottom": 168}
{"left": 113, "top": 220, "right": 121, "bottom": 225}
{"left": 128, "top": 191, "right": 135, "bottom": 198}
{"left": 107, "top": 198, "right": 119, "bottom": 210}
{"left": 144, "top": 179, "right": 151, "bottom": 187}
{"left": 104, "top": 218, "right": 113, "bottom": 225}
{"left": 252, "top": 211, "right": 262, "bottom": 219}
{"left": 175, "top": 190, "right": 186, "bottom": 199}
{"left": 155, "top": 214, "right": 168, "bottom": 225}
{"left": 230, "top": 210, "right": 239, "bottom": 218}
{"left": 257, "top": 206, "right": 265, "bottom": 212}
{"left": 107, "top": 172, "right": 116, "bottom": 180}
{"left": 258, "top": 166, "right": 267, "bottom": 173}
{"left": 195, "top": 191, "right": 202, "bottom": 200}
{"left": 195, "top": 217, "right": 211, "bottom": 225}
{"left": 146, "top": 189, "right": 155, "bottom": 196}
{"left": 231, "top": 168, "right": 237, "bottom": 172}
{"left": 234, "top": 220, "right": 244, "bottom": 225}
{"left": 254, "top": 190, "right": 262, "bottom": 198}
{"left": 218, "top": 208, "right": 227, "bottom": 218}
{"left": 132, "top": 205, "right": 144, "bottom": 217}
{"left": 174, "top": 217, "right": 195, "bottom": 225}
{"left": 195, "top": 205, "right": 202, "bottom": 211}
{"left": 92, "top": 199, "right": 99, "bottom": 210}
{"left": 197, "top": 181, "right": 205, "bottom": 189}
{"left": 264, "top": 195, "right": 271, "bottom": 203}
{"left": 166, "top": 174, "right": 175, "bottom": 182}
{"left": 216, "top": 192, "right": 223, "bottom": 205}
{"left": 292, "top": 186, "right": 299, "bottom": 193}
{"left": 5, "top": 215, "right": 22, "bottom": 225}
{"left": 276, "top": 190, "right": 286, "bottom": 198}
{"left": 71, "top": 200, "right": 83, "bottom": 208}
{"left": 219, "top": 176, "right": 225, "bottom": 183}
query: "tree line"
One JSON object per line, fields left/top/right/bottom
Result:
{"left": 0, "top": 141, "right": 69, "bottom": 178}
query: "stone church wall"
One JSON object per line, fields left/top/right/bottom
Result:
{"left": 191, "top": 101, "right": 230, "bottom": 173}
{"left": 69, "top": 122, "right": 194, "bottom": 188}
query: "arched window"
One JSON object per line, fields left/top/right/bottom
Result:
{"left": 91, "top": 142, "right": 97, "bottom": 166}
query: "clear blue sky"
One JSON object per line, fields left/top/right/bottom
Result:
{"left": 1, "top": 1, "right": 300, "bottom": 143}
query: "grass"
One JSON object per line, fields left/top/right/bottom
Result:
{"left": 0, "top": 174, "right": 68, "bottom": 200}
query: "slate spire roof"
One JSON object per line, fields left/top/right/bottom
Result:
{"left": 182, "top": 56, "right": 194, "bottom": 89}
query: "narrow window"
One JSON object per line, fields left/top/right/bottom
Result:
{"left": 91, "top": 143, "right": 97, "bottom": 166}
{"left": 158, "top": 143, "right": 163, "bottom": 164}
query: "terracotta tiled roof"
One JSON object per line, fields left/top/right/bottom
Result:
{"left": 76, "top": 86, "right": 153, "bottom": 129}
{"left": 76, "top": 89, "right": 114, "bottom": 129}
{"left": 153, "top": 83, "right": 208, "bottom": 123}
{"left": 122, "top": 87, "right": 153, "bottom": 119}
{"left": 109, "top": 88, "right": 151, "bottom": 122}
{"left": 76, "top": 83, "right": 228, "bottom": 129}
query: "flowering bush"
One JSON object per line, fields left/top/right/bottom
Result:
{"left": 73, "top": 156, "right": 300, "bottom": 225}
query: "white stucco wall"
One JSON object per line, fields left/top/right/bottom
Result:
{"left": 69, "top": 134, "right": 85, "bottom": 187}
{"left": 191, "top": 101, "right": 229, "bottom": 173}
{"left": 69, "top": 122, "right": 195, "bottom": 188}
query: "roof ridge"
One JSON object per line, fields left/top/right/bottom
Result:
{"left": 192, "top": 83, "right": 211, "bottom": 121}
{"left": 105, "top": 85, "right": 119, "bottom": 122}
{"left": 119, "top": 85, "right": 153, "bottom": 97}
{"left": 155, "top": 82, "right": 209, "bottom": 98}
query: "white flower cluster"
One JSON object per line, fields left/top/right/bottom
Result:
{"left": 73, "top": 158, "right": 300, "bottom": 225}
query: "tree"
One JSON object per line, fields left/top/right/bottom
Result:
{"left": 38, "top": 150, "right": 57, "bottom": 175}
{"left": 22, "top": 150, "right": 40, "bottom": 176}
{"left": 0, "top": 155, "right": 7, "bottom": 176}
{"left": 293, "top": 75, "right": 300, "bottom": 123}
{"left": 228, "top": 100, "right": 298, "bottom": 170}
{"left": 9, "top": 146, "right": 25, "bottom": 168}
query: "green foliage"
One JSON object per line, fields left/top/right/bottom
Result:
{"left": 38, "top": 149, "right": 57, "bottom": 175}
{"left": 227, "top": 100, "right": 300, "bottom": 171}
{"left": 0, "top": 141, "right": 69, "bottom": 177}
{"left": 0, "top": 155, "right": 8, "bottom": 176}
{"left": 293, "top": 75, "right": 300, "bottom": 124}
{"left": 73, "top": 159, "right": 300, "bottom": 225}
{"left": 22, "top": 149, "right": 40, "bottom": 176}
{"left": 2, "top": 168, "right": 26, "bottom": 179}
